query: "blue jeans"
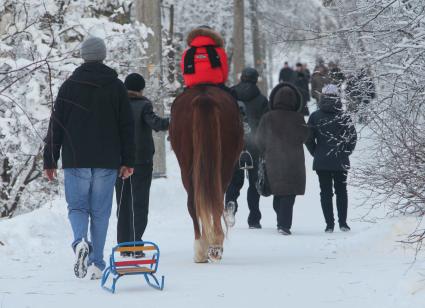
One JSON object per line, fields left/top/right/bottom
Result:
{"left": 64, "top": 168, "right": 117, "bottom": 270}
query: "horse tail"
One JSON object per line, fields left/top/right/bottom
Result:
{"left": 192, "top": 94, "right": 223, "bottom": 245}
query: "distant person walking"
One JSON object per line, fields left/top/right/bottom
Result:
{"left": 115, "top": 73, "right": 169, "bottom": 255}
{"left": 346, "top": 68, "right": 376, "bottom": 121}
{"left": 294, "top": 62, "right": 311, "bottom": 115}
{"left": 311, "top": 65, "right": 330, "bottom": 103}
{"left": 43, "top": 36, "right": 135, "bottom": 279}
{"left": 305, "top": 85, "right": 357, "bottom": 233}
{"left": 279, "top": 62, "right": 295, "bottom": 83}
{"left": 256, "top": 83, "right": 309, "bottom": 235}
{"left": 224, "top": 68, "right": 269, "bottom": 229}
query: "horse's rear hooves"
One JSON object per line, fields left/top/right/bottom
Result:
{"left": 208, "top": 246, "right": 223, "bottom": 263}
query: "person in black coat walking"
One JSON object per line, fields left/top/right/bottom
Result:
{"left": 224, "top": 68, "right": 269, "bottom": 229}
{"left": 279, "top": 62, "right": 295, "bottom": 83}
{"left": 43, "top": 36, "right": 135, "bottom": 279}
{"left": 294, "top": 63, "right": 310, "bottom": 116}
{"left": 115, "top": 73, "right": 170, "bottom": 255}
{"left": 305, "top": 85, "right": 357, "bottom": 233}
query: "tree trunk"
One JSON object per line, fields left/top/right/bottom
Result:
{"left": 249, "top": 0, "right": 268, "bottom": 94}
{"left": 233, "top": 0, "right": 245, "bottom": 83}
{"left": 135, "top": 0, "right": 167, "bottom": 178}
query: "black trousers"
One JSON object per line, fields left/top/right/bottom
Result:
{"left": 273, "top": 195, "right": 296, "bottom": 229}
{"left": 316, "top": 170, "right": 348, "bottom": 227}
{"left": 115, "top": 164, "right": 153, "bottom": 244}
{"left": 225, "top": 158, "right": 261, "bottom": 225}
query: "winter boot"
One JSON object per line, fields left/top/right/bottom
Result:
{"left": 74, "top": 239, "right": 89, "bottom": 279}
{"left": 325, "top": 225, "right": 334, "bottom": 233}
{"left": 120, "top": 251, "right": 133, "bottom": 258}
{"left": 249, "top": 223, "right": 262, "bottom": 229}
{"left": 87, "top": 264, "right": 103, "bottom": 280}
{"left": 224, "top": 201, "right": 236, "bottom": 228}
{"left": 134, "top": 251, "right": 146, "bottom": 259}
{"left": 278, "top": 228, "right": 292, "bottom": 235}
{"left": 339, "top": 223, "right": 351, "bottom": 232}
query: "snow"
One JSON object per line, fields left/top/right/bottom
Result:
{"left": 0, "top": 144, "right": 424, "bottom": 308}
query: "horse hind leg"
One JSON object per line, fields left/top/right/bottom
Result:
{"left": 194, "top": 232, "right": 209, "bottom": 263}
{"left": 208, "top": 213, "right": 225, "bottom": 262}
{"left": 189, "top": 191, "right": 209, "bottom": 263}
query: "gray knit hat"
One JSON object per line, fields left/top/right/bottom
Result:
{"left": 80, "top": 36, "right": 106, "bottom": 62}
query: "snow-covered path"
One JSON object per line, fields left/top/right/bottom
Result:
{"left": 1, "top": 147, "right": 424, "bottom": 308}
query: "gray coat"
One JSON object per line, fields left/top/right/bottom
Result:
{"left": 256, "top": 83, "right": 309, "bottom": 196}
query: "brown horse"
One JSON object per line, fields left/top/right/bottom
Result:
{"left": 169, "top": 86, "right": 244, "bottom": 263}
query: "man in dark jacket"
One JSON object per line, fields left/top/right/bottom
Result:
{"left": 115, "top": 73, "right": 169, "bottom": 254}
{"left": 305, "top": 85, "right": 357, "bottom": 233}
{"left": 224, "top": 68, "right": 269, "bottom": 229}
{"left": 311, "top": 65, "right": 330, "bottom": 103}
{"left": 294, "top": 63, "right": 310, "bottom": 116}
{"left": 346, "top": 68, "right": 376, "bottom": 118}
{"left": 278, "top": 62, "right": 295, "bottom": 83}
{"left": 43, "top": 37, "right": 135, "bottom": 279}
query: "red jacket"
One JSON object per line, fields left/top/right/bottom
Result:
{"left": 181, "top": 34, "right": 229, "bottom": 87}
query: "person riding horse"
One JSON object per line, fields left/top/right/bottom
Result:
{"left": 170, "top": 27, "right": 244, "bottom": 263}
{"left": 181, "top": 26, "right": 235, "bottom": 97}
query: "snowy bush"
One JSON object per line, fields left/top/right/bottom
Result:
{"left": 0, "top": 0, "right": 150, "bottom": 218}
{"left": 324, "top": 0, "right": 425, "bottom": 246}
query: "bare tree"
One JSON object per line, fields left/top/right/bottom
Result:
{"left": 249, "top": 0, "right": 268, "bottom": 94}
{"left": 136, "top": 0, "right": 167, "bottom": 178}
{"left": 233, "top": 0, "right": 245, "bottom": 82}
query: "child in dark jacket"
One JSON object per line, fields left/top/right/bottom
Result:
{"left": 115, "top": 73, "right": 169, "bottom": 256}
{"left": 305, "top": 85, "right": 357, "bottom": 233}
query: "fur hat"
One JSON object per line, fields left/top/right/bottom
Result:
{"left": 269, "top": 82, "right": 303, "bottom": 112}
{"left": 186, "top": 27, "right": 224, "bottom": 47}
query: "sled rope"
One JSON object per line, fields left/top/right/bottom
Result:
{"left": 116, "top": 175, "right": 136, "bottom": 247}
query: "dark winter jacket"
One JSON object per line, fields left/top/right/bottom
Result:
{"left": 305, "top": 95, "right": 357, "bottom": 171}
{"left": 232, "top": 81, "right": 269, "bottom": 155}
{"left": 128, "top": 92, "right": 170, "bottom": 165}
{"left": 256, "top": 83, "right": 309, "bottom": 196}
{"left": 278, "top": 67, "right": 295, "bottom": 83}
{"left": 43, "top": 62, "right": 135, "bottom": 169}
{"left": 293, "top": 71, "right": 310, "bottom": 115}
{"left": 346, "top": 71, "right": 376, "bottom": 104}
{"left": 329, "top": 67, "right": 345, "bottom": 86}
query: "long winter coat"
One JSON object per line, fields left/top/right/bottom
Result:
{"left": 43, "top": 62, "right": 135, "bottom": 169}
{"left": 232, "top": 81, "right": 268, "bottom": 155}
{"left": 256, "top": 83, "right": 309, "bottom": 196}
{"left": 305, "top": 95, "right": 357, "bottom": 171}
{"left": 128, "top": 92, "right": 170, "bottom": 165}
{"left": 181, "top": 28, "right": 229, "bottom": 87}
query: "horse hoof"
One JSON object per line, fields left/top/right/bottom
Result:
{"left": 208, "top": 246, "right": 223, "bottom": 262}
{"left": 194, "top": 258, "right": 209, "bottom": 264}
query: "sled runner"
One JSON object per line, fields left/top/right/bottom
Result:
{"left": 101, "top": 241, "right": 165, "bottom": 293}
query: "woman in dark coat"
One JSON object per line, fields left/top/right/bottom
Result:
{"left": 256, "top": 83, "right": 309, "bottom": 235}
{"left": 305, "top": 85, "right": 357, "bottom": 233}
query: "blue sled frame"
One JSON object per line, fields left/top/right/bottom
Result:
{"left": 101, "top": 241, "right": 165, "bottom": 293}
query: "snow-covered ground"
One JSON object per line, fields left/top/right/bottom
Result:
{"left": 1, "top": 143, "right": 425, "bottom": 308}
